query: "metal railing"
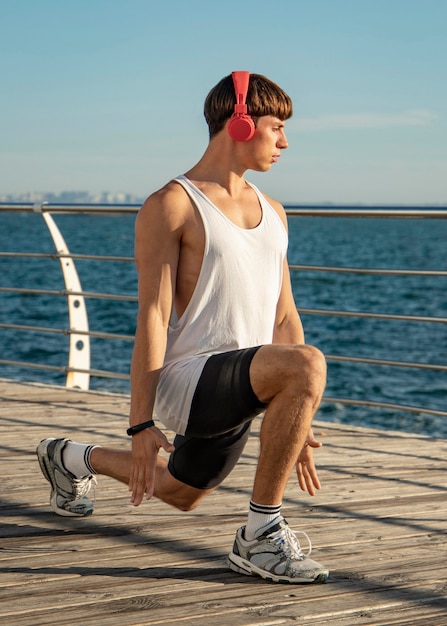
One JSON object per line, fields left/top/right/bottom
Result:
{"left": 0, "top": 202, "right": 446, "bottom": 422}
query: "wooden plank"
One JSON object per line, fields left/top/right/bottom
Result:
{"left": 0, "top": 379, "right": 446, "bottom": 626}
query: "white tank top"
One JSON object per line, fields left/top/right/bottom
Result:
{"left": 154, "top": 175, "right": 288, "bottom": 434}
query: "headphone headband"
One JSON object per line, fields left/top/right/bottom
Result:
{"left": 228, "top": 71, "right": 255, "bottom": 142}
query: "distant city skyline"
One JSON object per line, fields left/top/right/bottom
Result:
{"left": 1, "top": 189, "right": 445, "bottom": 208}
{"left": 0, "top": 190, "right": 146, "bottom": 205}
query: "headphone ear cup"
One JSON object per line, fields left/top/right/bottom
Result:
{"left": 228, "top": 114, "right": 255, "bottom": 141}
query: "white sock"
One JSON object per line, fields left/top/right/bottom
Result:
{"left": 244, "top": 500, "right": 282, "bottom": 541}
{"left": 62, "top": 441, "right": 99, "bottom": 478}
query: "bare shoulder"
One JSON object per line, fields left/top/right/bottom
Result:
{"left": 262, "top": 192, "right": 288, "bottom": 229}
{"left": 136, "top": 179, "right": 193, "bottom": 232}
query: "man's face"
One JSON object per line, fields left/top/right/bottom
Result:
{"left": 246, "top": 115, "right": 289, "bottom": 172}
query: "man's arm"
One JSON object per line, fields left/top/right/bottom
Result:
{"left": 270, "top": 201, "right": 323, "bottom": 496}
{"left": 128, "top": 185, "right": 184, "bottom": 506}
{"left": 273, "top": 256, "right": 305, "bottom": 345}
{"left": 264, "top": 195, "right": 304, "bottom": 346}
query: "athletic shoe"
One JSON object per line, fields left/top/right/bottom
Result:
{"left": 36, "top": 438, "right": 96, "bottom": 517}
{"left": 228, "top": 516, "right": 329, "bottom": 583}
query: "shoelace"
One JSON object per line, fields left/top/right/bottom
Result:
{"left": 72, "top": 474, "right": 97, "bottom": 501}
{"left": 268, "top": 525, "right": 312, "bottom": 560}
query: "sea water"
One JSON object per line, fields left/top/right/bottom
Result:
{"left": 0, "top": 210, "right": 446, "bottom": 437}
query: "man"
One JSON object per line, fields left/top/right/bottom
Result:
{"left": 37, "top": 72, "right": 329, "bottom": 584}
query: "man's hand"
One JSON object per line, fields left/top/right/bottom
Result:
{"left": 295, "top": 429, "right": 323, "bottom": 496}
{"left": 129, "top": 426, "right": 175, "bottom": 506}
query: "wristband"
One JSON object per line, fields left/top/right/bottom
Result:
{"left": 126, "top": 419, "right": 155, "bottom": 436}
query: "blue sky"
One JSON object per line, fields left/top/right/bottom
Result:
{"left": 1, "top": 0, "right": 446, "bottom": 204}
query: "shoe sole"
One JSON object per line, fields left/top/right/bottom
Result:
{"left": 36, "top": 438, "right": 93, "bottom": 517}
{"left": 228, "top": 552, "right": 329, "bottom": 584}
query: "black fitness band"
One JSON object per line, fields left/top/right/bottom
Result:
{"left": 126, "top": 419, "right": 155, "bottom": 436}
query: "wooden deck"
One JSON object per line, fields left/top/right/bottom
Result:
{"left": 1, "top": 379, "right": 446, "bottom": 626}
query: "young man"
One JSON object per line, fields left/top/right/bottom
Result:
{"left": 37, "top": 72, "right": 329, "bottom": 584}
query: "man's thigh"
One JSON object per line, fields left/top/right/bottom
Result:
{"left": 167, "top": 421, "right": 252, "bottom": 490}
{"left": 165, "top": 347, "right": 266, "bottom": 491}
{"left": 186, "top": 346, "right": 266, "bottom": 438}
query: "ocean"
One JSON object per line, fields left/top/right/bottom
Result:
{"left": 1, "top": 209, "right": 446, "bottom": 437}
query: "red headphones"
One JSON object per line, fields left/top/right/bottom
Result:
{"left": 227, "top": 71, "right": 255, "bottom": 142}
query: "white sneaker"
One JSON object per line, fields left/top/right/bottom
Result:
{"left": 36, "top": 438, "right": 96, "bottom": 517}
{"left": 228, "top": 516, "right": 329, "bottom": 583}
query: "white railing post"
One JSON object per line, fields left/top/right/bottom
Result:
{"left": 34, "top": 203, "right": 90, "bottom": 389}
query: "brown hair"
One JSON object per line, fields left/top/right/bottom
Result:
{"left": 204, "top": 73, "right": 293, "bottom": 138}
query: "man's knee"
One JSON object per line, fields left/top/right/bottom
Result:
{"left": 293, "top": 344, "right": 327, "bottom": 389}
{"left": 282, "top": 345, "right": 326, "bottom": 406}
{"left": 155, "top": 471, "right": 213, "bottom": 512}
{"left": 164, "top": 488, "right": 213, "bottom": 512}
{"left": 251, "top": 343, "right": 326, "bottom": 403}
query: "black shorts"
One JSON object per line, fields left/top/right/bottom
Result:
{"left": 167, "top": 346, "right": 266, "bottom": 489}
